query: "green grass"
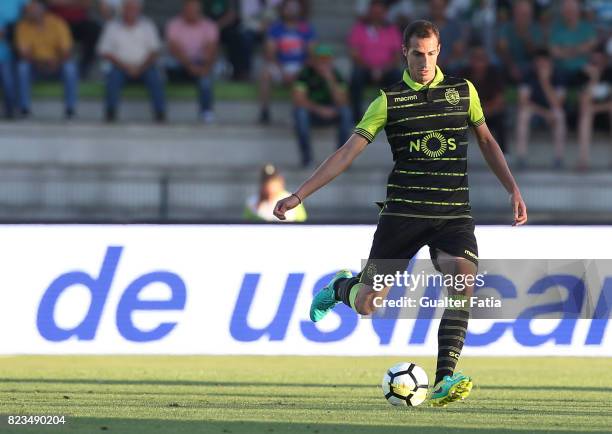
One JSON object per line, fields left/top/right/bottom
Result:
{"left": 29, "top": 79, "right": 580, "bottom": 105}
{"left": 0, "top": 356, "right": 610, "bottom": 434}
{"left": 31, "top": 81, "right": 290, "bottom": 101}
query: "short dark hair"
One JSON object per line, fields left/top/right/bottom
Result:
{"left": 369, "top": 0, "right": 388, "bottom": 8}
{"left": 403, "top": 20, "right": 440, "bottom": 46}
{"left": 534, "top": 47, "right": 551, "bottom": 59}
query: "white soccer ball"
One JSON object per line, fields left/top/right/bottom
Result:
{"left": 381, "top": 362, "right": 429, "bottom": 407}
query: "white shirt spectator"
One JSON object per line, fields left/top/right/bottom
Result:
{"left": 97, "top": 17, "right": 160, "bottom": 67}
{"left": 446, "top": 0, "right": 472, "bottom": 20}
{"left": 355, "top": 0, "right": 425, "bottom": 22}
{"left": 241, "top": 0, "right": 282, "bottom": 32}
{"left": 388, "top": 0, "right": 417, "bottom": 23}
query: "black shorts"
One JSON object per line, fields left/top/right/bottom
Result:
{"left": 359, "top": 215, "right": 478, "bottom": 285}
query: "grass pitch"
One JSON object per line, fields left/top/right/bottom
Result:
{"left": 0, "top": 356, "right": 610, "bottom": 434}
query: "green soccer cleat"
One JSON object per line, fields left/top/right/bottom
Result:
{"left": 309, "top": 270, "right": 353, "bottom": 322}
{"left": 429, "top": 372, "right": 473, "bottom": 407}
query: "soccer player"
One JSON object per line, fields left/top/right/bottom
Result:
{"left": 273, "top": 20, "right": 528, "bottom": 407}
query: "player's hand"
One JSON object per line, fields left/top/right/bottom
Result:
{"left": 281, "top": 72, "right": 296, "bottom": 85}
{"left": 273, "top": 194, "right": 301, "bottom": 221}
{"left": 317, "top": 63, "right": 335, "bottom": 82}
{"left": 510, "top": 191, "right": 528, "bottom": 226}
{"left": 127, "top": 65, "right": 141, "bottom": 78}
{"left": 43, "top": 59, "right": 59, "bottom": 72}
{"left": 188, "top": 63, "right": 203, "bottom": 76}
{"left": 316, "top": 106, "right": 337, "bottom": 119}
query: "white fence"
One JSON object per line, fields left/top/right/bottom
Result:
{"left": 1, "top": 225, "right": 610, "bottom": 356}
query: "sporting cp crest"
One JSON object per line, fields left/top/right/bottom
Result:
{"left": 445, "top": 87, "right": 460, "bottom": 105}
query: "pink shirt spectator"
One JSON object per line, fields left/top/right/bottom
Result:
{"left": 166, "top": 16, "right": 219, "bottom": 63}
{"left": 348, "top": 21, "right": 401, "bottom": 70}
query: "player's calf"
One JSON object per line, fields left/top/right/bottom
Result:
{"left": 432, "top": 250, "right": 476, "bottom": 386}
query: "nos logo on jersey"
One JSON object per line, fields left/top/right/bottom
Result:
{"left": 409, "top": 132, "right": 456, "bottom": 158}
{"left": 445, "top": 88, "right": 460, "bottom": 105}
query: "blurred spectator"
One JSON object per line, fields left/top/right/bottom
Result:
{"left": 427, "top": 0, "right": 468, "bottom": 73}
{"left": 550, "top": 0, "right": 597, "bottom": 87}
{"left": 497, "top": 0, "right": 542, "bottom": 84}
{"left": 97, "top": 0, "right": 166, "bottom": 123}
{"left": 533, "top": 0, "right": 555, "bottom": 31}
{"left": 446, "top": 0, "right": 473, "bottom": 21}
{"left": 292, "top": 44, "right": 352, "bottom": 167}
{"left": 355, "top": 0, "right": 421, "bottom": 23}
{"left": 495, "top": 0, "right": 513, "bottom": 23}
{"left": 46, "top": 0, "right": 101, "bottom": 78}
{"left": 585, "top": 0, "right": 612, "bottom": 32}
{"left": 166, "top": 0, "right": 218, "bottom": 123}
{"left": 99, "top": 0, "right": 121, "bottom": 20}
{"left": 201, "top": 0, "right": 248, "bottom": 80}
{"left": 16, "top": 0, "right": 78, "bottom": 119}
{"left": 470, "top": 0, "right": 497, "bottom": 61}
{"left": 577, "top": 45, "right": 612, "bottom": 171}
{"left": 387, "top": 0, "right": 420, "bottom": 30}
{"left": 515, "top": 49, "right": 567, "bottom": 169}
{"left": 0, "top": 23, "right": 16, "bottom": 118}
{"left": 244, "top": 164, "right": 307, "bottom": 222}
{"left": 460, "top": 46, "right": 506, "bottom": 153}
{"left": 0, "top": 0, "right": 28, "bottom": 45}
{"left": 258, "top": 0, "right": 315, "bottom": 124}
{"left": 241, "top": 0, "right": 282, "bottom": 75}
{"left": 348, "top": 0, "right": 401, "bottom": 122}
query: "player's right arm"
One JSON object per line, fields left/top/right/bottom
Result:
{"left": 274, "top": 91, "right": 388, "bottom": 221}
{"left": 273, "top": 134, "right": 368, "bottom": 220}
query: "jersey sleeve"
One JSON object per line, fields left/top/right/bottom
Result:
{"left": 466, "top": 79, "right": 485, "bottom": 127}
{"left": 354, "top": 91, "right": 387, "bottom": 143}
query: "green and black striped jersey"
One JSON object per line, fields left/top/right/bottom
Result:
{"left": 354, "top": 66, "right": 485, "bottom": 219}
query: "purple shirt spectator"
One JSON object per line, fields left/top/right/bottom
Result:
{"left": 166, "top": 15, "right": 219, "bottom": 63}
{"left": 348, "top": 20, "right": 401, "bottom": 70}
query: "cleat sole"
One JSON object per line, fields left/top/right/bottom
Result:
{"left": 429, "top": 378, "right": 472, "bottom": 407}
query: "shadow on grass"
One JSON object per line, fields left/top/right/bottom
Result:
{"left": 0, "top": 378, "right": 610, "bottom": 394}
{"left": 0, "top": 417, "right": 608, "bottom": 434}
{"left": 0, "top": 378, "right": 372, "bottom": 389}
{"left": 478, "top": 385, "right": 612, "bottom": 393}
{"left": 4, "top": 400, "right": 608, "bottom": 421}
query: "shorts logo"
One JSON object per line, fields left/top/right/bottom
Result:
{"left": 464, "top": 249, "right": 478, "bottom": 260}
{"left": 366, "top": 262, "right": 378, "bottom": 280}
{"left": 421, "top": 132, "right": 448, "bottom": 158}
{"left": 445, "top": 88, "right": 460, "bottom": 105}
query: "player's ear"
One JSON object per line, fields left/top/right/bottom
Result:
{"left": 401, "top": 45, "right": 408, "bottom": 58}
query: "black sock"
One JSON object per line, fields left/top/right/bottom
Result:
{"left": 333, "top": 276, "right": 360, "bottom": 307}
{"left": 435, "top": 308, "right": 469, "bottom": 385}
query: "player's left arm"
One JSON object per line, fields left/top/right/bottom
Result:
{"left": 473, "top": 123, "right": 527, "bottom": 226}
{"left": 467, "top": 80, "right": 527, "bottom": 226}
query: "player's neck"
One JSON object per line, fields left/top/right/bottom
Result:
{"left": 408, "top": 70, "right": 436, "bottom": 86}
{"left": 420, "top": 76, "right": 435, "bottom": 86}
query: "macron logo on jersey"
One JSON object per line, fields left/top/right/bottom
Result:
{"left": 394, "top": 95, "right": 418, "bottom": 103}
